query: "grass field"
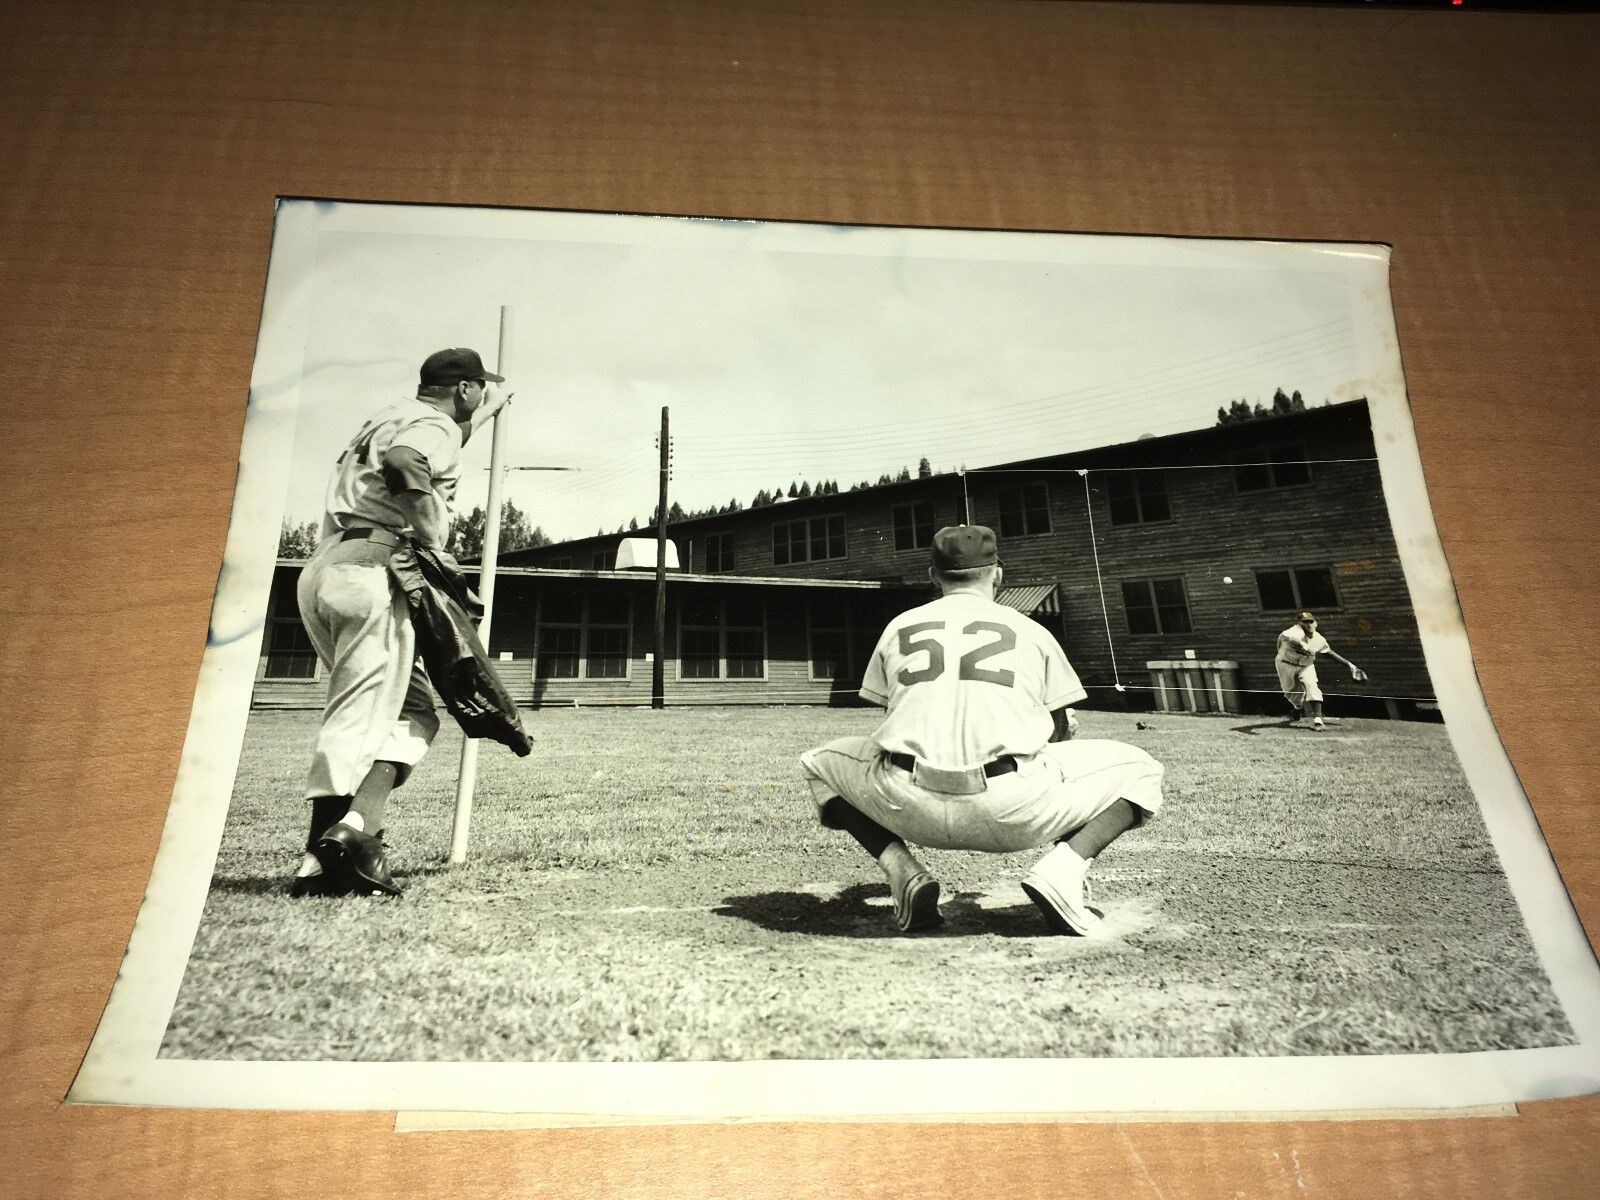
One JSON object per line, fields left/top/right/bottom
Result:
{"left": 161, "top": 706, "right": 1573, "bottom": 1062}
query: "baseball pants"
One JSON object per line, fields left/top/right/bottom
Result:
{"left": 296, "top": 536, "right": 440, "bottom": 799}
{"left": 1276, "top": 660, "right": 1322, "bottom": 708}
{"left": 799, "top": 737, "right": 1165, "bottom": 854}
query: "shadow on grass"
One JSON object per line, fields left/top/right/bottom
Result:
{"left": 714, "top": 883, "right": 1076, "bottom": 940}
{"left": 209, "top": 874, "right": 299, "bottom": 897}
{"left": 209, "top": 869, "right": 430, "bottom": 897}
{"left": 1230, "top": 718, "right": 1304, "bottom": 736}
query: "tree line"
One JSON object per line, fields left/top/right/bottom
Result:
{"left": 605, "top": 457, "right": 940, "bottom": 534}
{"left": 277, "top": 498, "right": 551, "bottom": 560}
{"left": 1215, "top": 387, "right": 1328, "bottom": 425}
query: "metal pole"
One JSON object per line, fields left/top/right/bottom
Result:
{"left": 652, "top": 406, "right": 669, "bottom": 709}
{"left": 449, "top": 305, "right": 514, "bottom": 864}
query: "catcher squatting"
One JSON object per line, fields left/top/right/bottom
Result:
{"left": 287, "top": 345, "right": 1335, "bottom": 936}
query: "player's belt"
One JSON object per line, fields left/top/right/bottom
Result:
{"left": 886, "top": 752, "right": 1018, "bottom": 779}
{"left": 339, "top": 526, "right": 404, "bottom": 549}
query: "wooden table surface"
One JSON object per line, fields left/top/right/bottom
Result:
{"left": 2, "top": 1, "right": 1597, "bottom": 1196}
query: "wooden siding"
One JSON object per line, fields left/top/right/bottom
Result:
{"left": 961, "top": 408, "right": 1429, "bottom": 710}
{"left": 500, "top": 477, "right": 968, "bottom": 584}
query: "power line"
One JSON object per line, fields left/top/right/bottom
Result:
{"left": 674, "top": 338, "right": 1355, "bottom": 464}
{"left": 674, "top": 319, "right": 1354, "bottom": 448}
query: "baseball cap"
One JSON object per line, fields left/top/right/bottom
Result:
{"left": 419, "top": 347, "right": 504, "bottom": 387}
{"left": 931, "top": 524, "right": 999, "bottom": 571}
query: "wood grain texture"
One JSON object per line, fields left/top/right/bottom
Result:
{"left": 1, "top": 0, "right": 1596, "bottom": 1195}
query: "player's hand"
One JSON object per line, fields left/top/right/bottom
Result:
{"left": 1350, "top": 667, "right": 1367, "bottom": 682}
{"left": 480, "top": 382, "right": 514, "bottom": 420}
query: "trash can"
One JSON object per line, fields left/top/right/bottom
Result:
{"left": 1145, "top": 660, "right": 1240, "bottom": 714}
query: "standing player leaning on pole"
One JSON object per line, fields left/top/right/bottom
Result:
{"left": 1275, "top": 610, "right": 1366, "bottom": 731}
{"left": 289, "top": 348, "right": 511, "bottom": 898}
{"left": 799, "top": 525, "right": 1166, "bottom": 935}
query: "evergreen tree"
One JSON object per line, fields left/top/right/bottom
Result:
{"left": 451, "top": 499, "right": 548, "bottom": 558}
{"left": 277, "top": 519, "right": 320, "bottom": 559}
{"left": 917, "top": 456, "right": 932, "bottom": 478}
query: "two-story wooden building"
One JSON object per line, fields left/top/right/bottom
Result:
{"left": 254, "top": 400, "right": 1433, "bottom": 716}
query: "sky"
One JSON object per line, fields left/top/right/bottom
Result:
{"left": 275, "top": 210, "right": 1377, "bottom": 543}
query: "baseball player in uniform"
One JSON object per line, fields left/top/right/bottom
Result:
{"left": 1275, "top": 611, "right": 1366, "bottom": 731}
{"left": 289, "top": 347, "right": 510, "bottom": 897}
{"left": 799, "top": 525, "right": 1165, "bottom": 935}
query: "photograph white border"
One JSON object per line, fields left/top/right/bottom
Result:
{"left": 68, "top": 200, "right": 1600, "bottom": 1115}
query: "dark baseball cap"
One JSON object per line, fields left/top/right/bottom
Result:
{"left": 931, "top": 524, "right": 999, "bottom": 571}
{"left": 419, "top": 347, "right": 504, "bottom": 387}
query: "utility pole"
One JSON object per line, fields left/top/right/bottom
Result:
{"left": 652, "top": 406, "right": 670, "bottom": 709}
{"left": 450, "top": 305, "right": 515, "bottom": 864}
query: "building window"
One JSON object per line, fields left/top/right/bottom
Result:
{"left": 1255, "top": 565, "right": 1340, "bottom": 612}
{"left": 679, "top": 594, "right": 766, "bottom": 680}
{"left": 997, "top": 481, "right": 1051, "bottom": 536}
{"left": 547, "top": 556, "right": 572, "bottom": 570}
{"left": 1233, "top": 443, "right": 1313, "bottom": 492}
{"left": 892, "top": 502, "right": 936, "bottom": 551}
{"left": 1121, "top": 578, "right": 1192, "bottom": 635}
{"left": 262, "top": 574, "right": 317, "bottom": 679}
{"left": 807, "top": 597, "right": 854, "bottom": 681}
{"left": 1107, "top": 471, "right": 1171, "bottom": 525}
{"left": 772, "top": 514, "right": 845, "bottom": 565}
{"left": 591, "top": 549, "right": 611, "bottom": 571}
{"left": 264, "top": 615, "right": 317, "bottom": 679}
{"left": 704, "top": 532, "right": 735, "bottom": 573}
{"left": 536, "top": 590, "right": 631, "bottom": 679}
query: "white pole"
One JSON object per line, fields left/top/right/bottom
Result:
{"left": 449, "top": 305, "right": 514, "bottom": 864}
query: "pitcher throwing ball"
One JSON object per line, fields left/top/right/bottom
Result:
{"left": 799, "top": 525, "right": 1165, "bottom": 935}
{"left": 1276, "top": 611, "right": 1367, "bottom": 731}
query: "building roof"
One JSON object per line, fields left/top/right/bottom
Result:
{"left": 275, "top": 559, "right": 921, "bottom": 590}
{"left": 488, "top": 566, "right": 924, "bottom": 590}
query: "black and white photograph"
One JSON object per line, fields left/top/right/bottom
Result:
{"left": 69, "top": 200, "right": 1600, "bottom": 1117}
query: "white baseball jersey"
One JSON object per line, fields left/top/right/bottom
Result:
{"left": 1276, "top": 624, "right": 1329, "bottom": 668}
{"left": 861, "top": 591, "right": 1086, "bottom": 768}
{"left": 320, "top": 397, "right": 463, "bottom": 544}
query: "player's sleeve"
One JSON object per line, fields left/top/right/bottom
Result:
{"left": 381, "top": 445, "right": 433, "bottom": 495}
{"left": 389, "top": 414, "right": 463, "bottom": 478}
{"left": 1039, "top": 627, "right": 1087, "bottom": 709}
{"left": 858, "top": 626, "right": 893, "bottom": 707}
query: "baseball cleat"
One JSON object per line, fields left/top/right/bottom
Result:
{"left": 891, "top": 870, "right": 942, "bottom": 933}
{"left": 315, "top": 822, "right": 402, "bottom": 897}
{"left": 1021, "top": 845, "right": 1100, "bottom": 936}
